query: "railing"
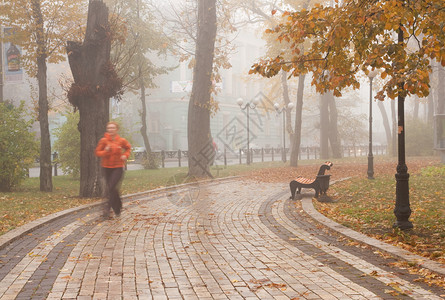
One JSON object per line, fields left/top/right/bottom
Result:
{"left": 132, "top": 145, "right": 388, "bottom": 168}
{"left": 42, "top": 145, "right": 387, "bottom": 177}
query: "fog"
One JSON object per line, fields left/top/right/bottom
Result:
{"left": 1, "top": 0, "right": 437, "bottom": 158}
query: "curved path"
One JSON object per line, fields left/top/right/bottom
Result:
{"left": 0, "top": 179, "right": 444, "bottom": 299}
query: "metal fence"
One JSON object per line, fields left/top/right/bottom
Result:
{"left": 133, "top": 145, "right": 388, "bottom": 168}
{"left": 42, "top": 145, "right": 387, "bottom": 177}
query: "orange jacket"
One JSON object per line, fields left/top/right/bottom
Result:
{"left": 95, "top": 133, "right": 131, "bottom": 168}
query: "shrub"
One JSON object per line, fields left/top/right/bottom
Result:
{"left": 53, "top": 111, "right": 80, "bottom": 177}
{"left": 0, "top": 101, "right": 39, "bottom": 191}
{"left": 141, "top": 152, "right": 160, "bottom": 169}
{"left": 52, "top": 114, "right": 137, "bottom": 177}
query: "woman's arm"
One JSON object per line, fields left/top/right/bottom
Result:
{"left": 95, "top": 138, "right": 109, "bottom": 157}
{"left": 121, "top": 139, "right": 131, "bottom": 159}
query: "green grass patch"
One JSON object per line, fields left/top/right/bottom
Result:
{"left": 316, "top": 164, "right": 445, "bottom": 263}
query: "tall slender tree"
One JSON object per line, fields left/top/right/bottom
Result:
{"left": 0, "top": 0, "right": 86, "bottom": 191}
{"left": 106, "top": 0, "right": 170, "bottom": 169}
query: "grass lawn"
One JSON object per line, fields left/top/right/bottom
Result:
{"left": 315, "top": 162, "right": 445, "bottom": 264}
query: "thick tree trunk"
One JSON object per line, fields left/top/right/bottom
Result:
{"left": 187, "top": 0, "right": 217, "bottom": 178}
{"left": 67, "top": 0, "right": 116, "bottom": 197}
{"left": 320, "top": 92, "right": 330, "bottom": 159}
{"left": 37, "top": 55, "right": 52, "bottom": 192}
{"left": 377, "top": 101, "right": 392, "bottom": 153}
{"left": 0, "top": 41, "right": 3, "bottom": 103}
{"left": 290, "top": 74, "right": 305, "bottom": 167}
{"left": 328, "top": 93, "right": 342, "bottom": 158}
{"left": 77, "top": 87, "right": 109, "bottom": 198}
{"left": 139, "top": 67, "right": 156, "bottom": 168}
{"left": 32, "top": 0, "right": 52, "bottom": 192}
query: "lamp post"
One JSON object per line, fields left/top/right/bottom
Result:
{"left": 237, "top": 97, "right": 259, "bottom": 165}
{"left": 274, "top": 102, "right": 294, "bottom": 162}
{"left": 392, "top": 27, "right": 413, "bottom": 230}
{"left": 367, "top": 69, "right": 379, "bottom": 179}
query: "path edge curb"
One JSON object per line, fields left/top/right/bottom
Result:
{"left": 0, "top": 175, "right": 240, "bottom": 251}
{"left": 301, "top": 197, "right": 445, "bottom": 277}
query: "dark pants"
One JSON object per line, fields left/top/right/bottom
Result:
{"left": 103, "top": 167, "right": 124, "bottom": 216}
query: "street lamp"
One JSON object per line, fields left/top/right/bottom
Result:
{"left": 367, "top": 69, "right": 379, "bottom": 179}
{"left": 237, "top": 97, "right": 259, "bottom": 165}
{"left": 274, "top": 102, "right": 294, "bottom": 162}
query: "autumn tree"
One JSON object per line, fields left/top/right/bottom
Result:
{"left": 106, "top": 0, "right": 170, "bottom": 169}
{"left": 239, "top": 0, "right": 342, "bottom": 166}
{"left": 250, "top": 1, "right": 445, "bottom": 229}
{"left": 0, "top": 0, "right": 86, "bottom": 192}
{"left": 66, "top": 0, "right": 122, "bottom": 197}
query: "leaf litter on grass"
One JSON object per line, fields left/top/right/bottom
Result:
{"left": 247, "top": 156, "right": 444, "bottom": 289}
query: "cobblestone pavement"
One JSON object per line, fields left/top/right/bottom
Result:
{"left": 0, "top": 179, "right": 444, "bottom": 299}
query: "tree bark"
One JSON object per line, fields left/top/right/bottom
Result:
{"left": 290, "top": 74, "right": 305, "bottom": 167}
{"left": 135, "top": 0, "right": 155, "bottom": 169}
{"left": 139, "top": 66, "right": 155, "bottom": 168}
{"left": 280, "top": 71, "right": 293, "bottom": 136}
{"left": 377, "top": 101, "right": 392, "bottom": 152}
{"left": 328, "top": 92, "right": 342, "bottom": 158}
{"left": 320, "top": 92, "right": 330, "bottom": 159}
{"left": 0, "top": 41, "right": 3, "bottom": 103}
{"left": 32, "top": 0, "right": 52, "bottom": 192}
{"left": 66, "top": 0, "right": 117, "bottom": 197}
{"left": 187, "top": 0, "right": 217, "bottom": 178}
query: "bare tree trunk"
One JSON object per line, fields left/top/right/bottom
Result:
{"left": 438, "top": 64, "right": 445, "bottom": 114}
{"left": 413, "top": 96, "right": 419, "bottom": 120}
{"left": 187, "top": 0, "right": 217, "bottom": 177}
{"left": 67, "top": 0, "right": 118, "bottom": 197}
{"left": 328, "top": 93, "right": 341, "bottom": 158}
{"left": 320, "top": 92, "right": 330, "bottom": 159}
{"left": 32, "top": 0, "right": 52, "bottom": 192}
{"left": 139, "top": 66, "right": 155, "bottom": 168}
{"left": 377, "top": 101, "right": 392, "bottom": 153}
{"left": 290, "top": 75, "right": 305, "bottom": 167}
{"left": 427, "top": 92, "right": 433, "bottom": 123}
{"left": 281, "top": 71, "right": 293, "bottom": 135}
{"left": 391, "top": 99, "right": 397, "bottom": 156}
{"left": 133, "top": 0, "right": 155, "bottom": 168}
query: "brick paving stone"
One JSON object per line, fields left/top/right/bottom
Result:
{"left": 0, "top": 180, "right": 444, "bottom": 299}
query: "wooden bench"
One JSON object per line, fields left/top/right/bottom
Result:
{"left": 289, "top": 162, "right": 333, "bottom": 200}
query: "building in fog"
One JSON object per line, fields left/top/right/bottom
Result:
{"left": 117, "top": 28, "right": 284, "bottom": 153}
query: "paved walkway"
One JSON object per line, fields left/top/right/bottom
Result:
{"left": 0, "top": 179, "right": 444, "bottom": 299}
